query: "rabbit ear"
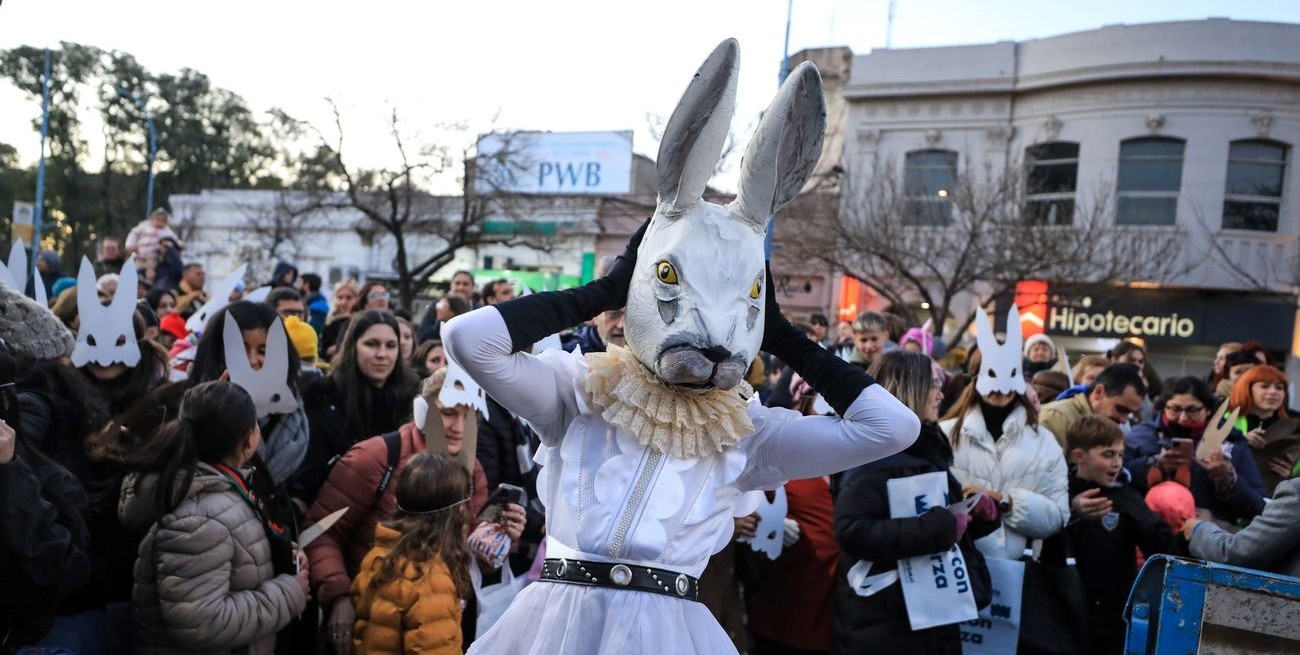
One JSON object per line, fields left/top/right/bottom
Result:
{"left": 734, "top": 61, "right": 826, "bottom": 229}
{"left": 223, "top": 311, "right": 256, "bottom": 383}
{"left": 1004, "top": 305, "right": 1024, "bottom": 356}
{"left": 7, "top": 240, "right": 27, "bottom": 293}
{"left": 70, "top": 257, "right": 99, "bottom": 367}
{"left": 921, "top": 318, "right": 934, "bottom": 335}
{"left": 188, "top": 263, "right": 248, "bottom": 334}
{"left": 974, "top": 307, "right": 996, "bottom": 355}
{"left": 657, "top": 38, "right": 739, "bottom": 213}
{"left": 263, "top": 318, "right": 299, "bottom": 416}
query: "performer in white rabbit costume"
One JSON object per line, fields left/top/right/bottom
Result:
{"left": 444, "top": 39, "right": 918, "bottom": 654}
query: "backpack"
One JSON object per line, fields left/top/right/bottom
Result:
{"left": 373, "top": 430, "right": 403, "bottom": 500}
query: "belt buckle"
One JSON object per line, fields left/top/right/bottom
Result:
{"left": 557, "top": 558, "right": 569, "bottom": 578}
{"left": 610, "top": 564, "right": 633, "bottom": 586}
{"left": 675, "top": 574, "right": 690, "bottom": 597}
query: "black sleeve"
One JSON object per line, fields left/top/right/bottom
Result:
{"left": 0, "top": 453, "right": 92, "bottom": 605}
{"left": 1120, "top": 488, "right": 1180, "bottom": 557}
{"left": 286, "top": 404, "right": 348, "bottom": 507}
{"left": 476, "top": 411, "right": 506, "bottom": 491}
{"left": 417, "top": 306, "right": 441, "bottom": 344}
{"left": 834, "top": 470, "right": 958, "bottom": 562}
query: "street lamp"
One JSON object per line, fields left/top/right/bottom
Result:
{"left": 115, "top": 86, "right": 156, "bottom": 219}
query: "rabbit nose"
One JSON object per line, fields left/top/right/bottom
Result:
{"left": 701, "top": 345, "right": 732, "bottom": 363}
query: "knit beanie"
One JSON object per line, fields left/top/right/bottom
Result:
{"left": 0, "top": 281, "right": 75, "bottom": 360}
{"left": 1023, "top": 333, "right": 1056, "bottom": 357}
{"left": 283, "top": 315, "right": 318, "bottom": 361}
{"left": 899, "top": 327, "right": 934, "bottom": 356}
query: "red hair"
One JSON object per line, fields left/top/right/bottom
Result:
{"left": 1228, "top": 364, "right": 1289, "bottom": 418}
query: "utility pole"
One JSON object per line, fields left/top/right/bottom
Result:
{"left": 778, "top": 0, "right": 794, "bottom": 85}
{"left": 887, "top": 0, "right": 898, "bottom": 48}
{"left": 32, "top": 49, "right": 50, "bottom": 251}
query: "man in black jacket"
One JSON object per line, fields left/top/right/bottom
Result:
{"left": 476, "top": 395, "right": 544, "bottom": 575}
{"left": 1066, "top": 415, "right": 1181, "bottom": 653}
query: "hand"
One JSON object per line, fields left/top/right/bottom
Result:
{"left": 0, "top": 419, "right": 14, "bottom": 464}
{"left": 499, "top": 503, "right": 526, "bottom": 542}
{"left": 1246, "top": 427, "right": 1267, "bottom": 449}
{"left": 293, "top": 555, "right": 310, "bottom": 598}
{"left": 962, "top": 485, "right": 1003, "bottom": 505}
{"left": 1181, "top": 517, "right": 1202, "bottom": 540}
{"left": 952, "top": 511, "right": 973, "bottom": 541}
{"left": 734, "top": 514, "right": 758, "bottom": 540}
{"left": 1268, "top": 454, "right": 1297, "bottom": 480}
{"left": 328, "top": 598, "right": 356, "bottom": 655}
{"left": 781, "top": 517, "right": 801, "bottom": 548}
{"left": 1156, "top": 447, "right": 1189, "bottom": 472}
{"left": 968, "top": 493, "right": 999, "bottom": 522}
{"left": 1070, "top": 488, "right": 1114, "bottom": 520}
{"left": 1202, "top": 450, "right": 1233, "bottom": 483}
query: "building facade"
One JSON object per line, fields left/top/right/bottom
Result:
{"left": 827, "top": 18, "right": 1300, "bottom": 377}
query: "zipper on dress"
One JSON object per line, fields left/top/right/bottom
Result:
{"left": 608, "top": 450, "right": 663, "bottom": 558}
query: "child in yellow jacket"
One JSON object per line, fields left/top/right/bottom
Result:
{"left": 350, "top": 453, "right": 473, "bottom": 654}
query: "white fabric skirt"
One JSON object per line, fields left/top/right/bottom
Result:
{"left": 467, "top": 579, "right": 738, "bottom": 654}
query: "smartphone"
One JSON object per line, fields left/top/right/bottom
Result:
{"left": 478, "top": 483, "right": 527, "bottom": 522}
{"left": 1172, "top": 437, "right": 1193, "bottom": 459}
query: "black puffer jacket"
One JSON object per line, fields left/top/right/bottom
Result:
{"left": 832, "top": 422, "right": 997, "bottom": 655}
{"left": 0, "top": 440, "right": 91, "bottom": 649}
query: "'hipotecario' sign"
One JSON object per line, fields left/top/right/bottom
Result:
{"left": 476, "top": 131, "right": 633, "bottom": 195}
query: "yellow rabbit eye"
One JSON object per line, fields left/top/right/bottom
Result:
{"left": 749, "top": 277, "right": 762, "bottom": 300}
{"left": 656, "top": 261, "right": 679, "bottom": 285}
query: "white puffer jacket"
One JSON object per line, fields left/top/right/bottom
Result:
{"left": 940, "top": 405, "right": 1069, "bottom": 560}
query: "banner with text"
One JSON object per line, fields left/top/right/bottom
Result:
{"left": 887, "top": 471, "right": 980, "bottom": 630}
{"left": 476, "top": 131, "right": 633, "bottom": 195}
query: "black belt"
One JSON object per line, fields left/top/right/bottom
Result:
{"left": 540, "top": 558, "right": 700, "bottom": 602}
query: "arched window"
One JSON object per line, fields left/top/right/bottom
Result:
{"left": 1223, "top": 139, "right": 1288, "bottom": 231}
{"left": 1025, "top": 142, "right": 1080, "bottom": 225}
{"left": 903, "top": 149, "right": 957, "bottom": 225}
{"left": 1116, "top": 137, "right": 1185, "bottom": 225}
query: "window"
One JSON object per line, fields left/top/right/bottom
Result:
{"left": 1116, "top": 137, "right": 1185, "bottom": 225}
{"left": 904, "top": 149, "right": 957, "bottom": 225}
{"left": 1223, "top": 140, "right": 1287, "bottom": 231}
{"left": 1025, "top": 142, "right": 1079, "bottom": 225}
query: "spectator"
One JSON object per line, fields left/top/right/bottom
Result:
{"left": 1071, "top": 354, "right": 1111, "bottom": 390}
{"left": 417, "top": 295, "right": 470, "bottom": 344}
{"left": 1185, "top": 474, "right": 1300, "bottom": 578}
{"left": 941, "top": 379, "right": 1069, "bottom": 561}
{"left": 96, "top": 273, "right": 119, "bottom": 298}
{"left": 174, "top": 263, "right": 208, "bottom": 319}
{"left": 350, "top": 453, "right": 476, "bottom": 655}
{"left": 832, "top": 319, "right": 855, "bottom": 361}
{"left": 307, "top": 370, "right": 490, "bottom": 653}
{"left": 848, "top": 311, "right": 888, "bottom": 372}
{"left": 265, "top": 287, "right": 306, "bottom": 322}
{"left": 1065, "top": 415, "right": 1179, "bottom": 653}
{"left": 480, "top": 278, "right": 515, "bottom": 306}
{"left": 1030, "top": 370, "right": 1070, "bottom": 408}
{"left": 562, "top": 306, "right": 624, "bottom": 354}
{"left": 1038, "top": 364, "right": 1147, "bottom": 448}
{"left": 358, "top": 281, "right": 392, "bottom": 313}
{"left": 394, "top": 316, "right": 416, "bottom": 364}
{"left": 449, "top": 270, "right": 475, "bottom": 302}
{"left": 1208, "top": 342, "right": 1242, "bottom": 390}
{"left": 97, "top": 237, "right": 126, "bottom": 276}
{"left": 1022, "top": 333, "right": 1059, "bottom": 380}
{"left": 412, "top": 340, "right": 446, "bottom": 379}
{"left": 124, "top": 208, "right": 185, "bottom": 270}
{"left": 833, "top": 351, "right": 998, "bottom": 654}
{"left": 299, "top": 273, "right": 330, "bottom": 334}
{"left": 270, "top": 261, "right": 299, "bottom": 289}
{"left": 290, "top": 310, "right": 418, "bottom": 506}
{"left": 1217, "top": 351, "right": 1260, "bottom": 399}
{"left": 1227, "top": 365, "right": 1300, "bottom": 495}
{"left": 321, "top": 278, "right": 360, "bottom": 359}
{"left": 124, "top": 381, "right": 308, "bottom": 654}
{"left": 283, "top": 315, "right": 325, "bottom": 376}
{"left": 150, "top": 237, "right": 184, "bottom": 293}
{"left": 809, "top": 312, "right": 830, "bottom": 349}
{"left": 1125, "top": 376, "right": 1266, "bottom": 526}
{"left": 34, "top": 250, "right": 61, "bottom": 300}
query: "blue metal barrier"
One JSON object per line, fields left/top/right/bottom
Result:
{"left": 1124, "top": 555, "right": 1300, "bottom": 654}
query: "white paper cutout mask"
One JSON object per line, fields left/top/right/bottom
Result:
{"left": 439, "top": 351, "right": 489, "bottom": 420}
{"left": 187, "top": 264, "right": 248, "bottom": 334}
{"left": 623, "top": 39, "right": 826, "bottom": 390}
{"left": 223, "top": 313, "right": 299, "bottom": 418}
{"left": 71, "top": 256, "right": 140, "bottom": 368}
{"left": 749, "top": 485, "right": 788, "bottom": 560}
{"left": 974, "top": 306, "right": 1026, "bottom": 396}
{"left": 0, "top": 239, "right": 47, "bottom": 305}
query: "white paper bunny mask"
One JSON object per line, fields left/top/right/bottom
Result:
{"left": 623, "top": 39, "right": 826, "bottom": 390}
{"left": 222, "top": 312, "right": 299, "bottom": 418}
{"left": 71, "top": 256, "right": 140, "bottom": 367}
{"left": 974, "top": 306, "right": 1026, "bottom": 396}
{"left": 0, "top": 239, "right": 48, "bottom": 306}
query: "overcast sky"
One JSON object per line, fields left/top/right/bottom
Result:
{"left": 3, "top": 0, "right": 1299, "bottom": 192}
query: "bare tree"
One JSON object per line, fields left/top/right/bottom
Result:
{"left": 314, "top": 101, "right": 555, "bottom": 308}
{"left": 790, "top": 156, "right": 1194, "bottom": 349}
{"left": 235, "top": 190, "right": 322, "bottom": 263}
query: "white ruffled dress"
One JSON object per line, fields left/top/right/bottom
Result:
{"left": 444, "top": 308, "right": 917, "bottom": 655}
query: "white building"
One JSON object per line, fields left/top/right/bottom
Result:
{"left": 825, "top": 18, "right": 1300, "bottom": 376}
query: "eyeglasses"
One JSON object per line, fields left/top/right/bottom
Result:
{"left": 604, "top": 310, "right": 625, "bottom": 321}
{"left": 1165, "top": 404, "right": 1206, "bottom": 417}
{"left": 368, "top": 291, "right": 390, "bottom": 300}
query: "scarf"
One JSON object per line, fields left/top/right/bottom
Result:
{"left": 584, "top": 345, "right": 754, "bottom": 458}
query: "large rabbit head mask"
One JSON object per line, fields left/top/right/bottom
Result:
{"left": 624, "top": 39, "right": 826, "bottom": 390}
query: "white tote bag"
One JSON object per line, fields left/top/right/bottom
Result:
{"left": 960, "top": 556, "right": 1024, "bottom": 654}
{"left": 470, "top": 559, "right": 528, "bottom": 639}
{"left": 886, "top": 471, "right": 981, "bottom": 630}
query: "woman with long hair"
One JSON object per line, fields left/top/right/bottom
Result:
{"left": 940, "top": 372, "right": 1068, "bottom": 561}
{"left": 290, "top": 310, "right": 418, "bottom": 506}
{"left": 322, "top": 278, "right": 361, "bottom": 360}
{"left": 78, "top": 311, "right": 171, "bottom": 418}
{"left": 349, "top": 453, "right": 474, "bottom": 654}
{"left": 832, "top": 351, "right": 997, "bottom": 654}
{"left": 412, "top": 340, "right": 445, "bottom": 379}
{"left": 1226, "top": 365, "right": 1299, "bottom": 494}
{"left": 124, "top": 381, "right": 308, "bottom": 654}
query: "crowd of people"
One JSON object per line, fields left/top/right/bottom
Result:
{"left": 3, "top": 208, "right": 1300, "bottom": 655}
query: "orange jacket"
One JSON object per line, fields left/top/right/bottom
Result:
{"left": 306, "top": 422, "right": 489, "bottom": 604}
{"left": 351, "top": 524, "right": 463, "bottom": 655}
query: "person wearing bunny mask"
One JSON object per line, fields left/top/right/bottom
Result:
{"left": 939, "top": 307, "right": 1070, "bottom": 562}
{"left": 443, "top": 40, "right": 917, "bottom": 655}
